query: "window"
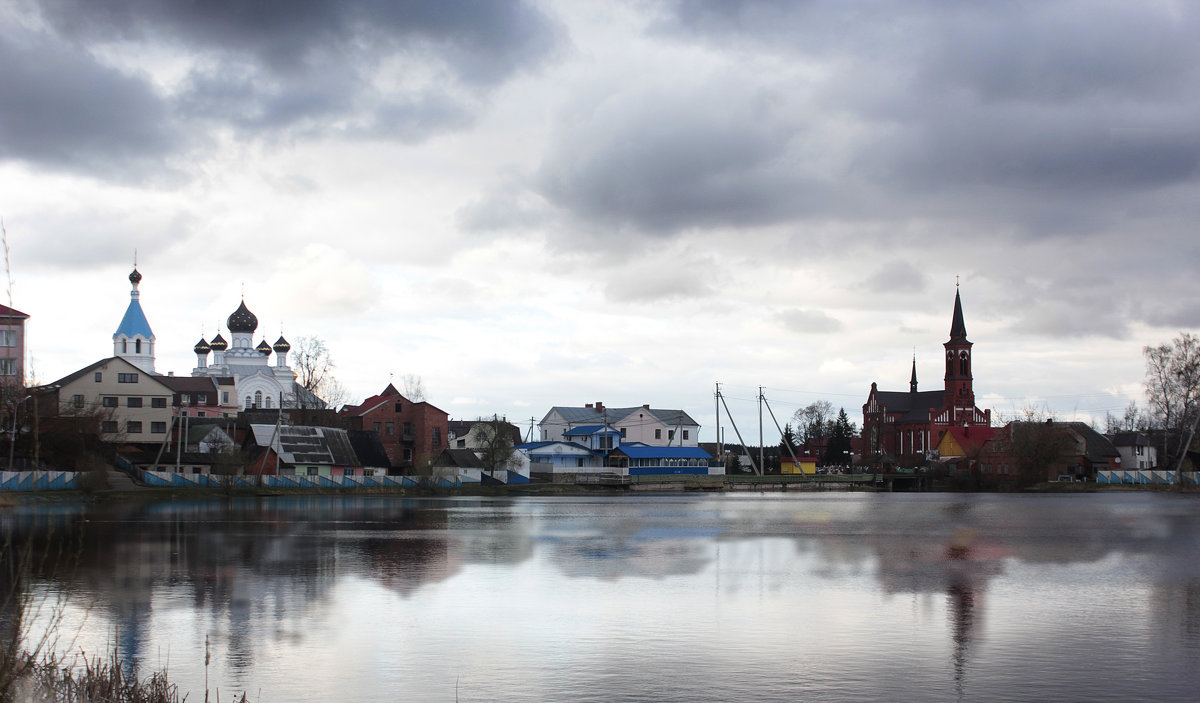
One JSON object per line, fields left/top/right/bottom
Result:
{"left": 101, "top": 396, "right": 118, "bottom": 408}
{"left": 0, "top": 330, "right": 15, "bottom": 347}
{"left": 683, "top": 430, "right": 689, "bottom": 441}
{"left": 72, "top": 394, "right": 84, "bottom": 408}
{"left": 101, "top": 420, "right": 118, "bottom": 433}
{"left": 654, "top": 429, "right": 662, "bottom": 440}
{"left": 244, "top": 395, "right": 251, "bottom": 408}
{"left": 181, "top": 394, "right": 190, "bottom": 405}
{"left": 403, "top": 422, "right": 412, "bottom": 435}
{"left": 127, "top": 397, "right": 142, "bottom": 408}
{"left": 151, "top": 422, "right": 166, "bottom": 434}
{"left": 620, "top": 427, "right": 627, "bottom": 437}
{"left": 197, "top": 393, "right": 206, "bottom": 403}
{"left": 0, "top": 359, "right": 14, "bottom": 376}
{"left": 432, "top": 427, "right": 442, "bottom": 446}
{"left": 577, "top": 458, "right": 584, "bottom": 467}
{"left": 118, "top": 372, "right": 138, "bottom": 383}
{"left": 373, "top": 422, "right": 382, "bottom": 433}
{"left": 668, "top": 429, "right": 675, "bottom": 441}
{"left": 395, "top": 402, "right": 403, "bottom": 412}
{"left": 307, "top": 467, "right": 319, "bottom": 476}
{"left": 404, "top": 448, "right": 413, "bottom": 461}
{"left": 264, "top": 396, "right": 271, "bottom": 409}
{"left": 151, "top": 397, "right": 166, "bottom": 408}
{"left": 197, "top": 411, "right": 206, "bottom": 417}
{"left": 135, "top": 339, "right": 141, "bottom": 354}
{"left": 222, "top": 391, "right": 229, "bottom": 403}
{"left": 254, "top": 390, "right": 262, "bottom": 408}
{"left": 385, "top": 422, "right": 394, "bottom": 436}
{"left": 121, "top": 340, "right": 127, "bottom": 353}
{"left": 127, "top": 421, "right": 142, "bottom": 434}
{"left": 94, "top": 372, "right": 102, "bottom": 382}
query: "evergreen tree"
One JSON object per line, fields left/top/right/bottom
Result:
{"left": 779, "top": 423, "right": 798, "bottom": 458}
{"left": 824, "top": 408, "right": 856, "bottom": 465}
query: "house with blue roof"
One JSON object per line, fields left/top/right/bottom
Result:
{"left": 608, "top": 445, "right": 721, "bottom": 476}
{"left": 517, "top": 440, "right": 604, "bottom": 475}
{"left": 539, "top": 401, "right": 701, "bottom": 447}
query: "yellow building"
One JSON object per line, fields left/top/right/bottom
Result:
{"left": 781, "top": 457, "right": 818, "bottom": 475}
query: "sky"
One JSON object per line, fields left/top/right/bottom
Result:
{"left": 3, "top": 0, "right": 1199, "bottom": 444}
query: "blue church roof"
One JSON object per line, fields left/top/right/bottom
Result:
{"left": 114, "top": 299, "right": 154, "bottom": 339}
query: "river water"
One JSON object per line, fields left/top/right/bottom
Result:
{"left": 6, "top": 491, "right": 1200, "bottom": 702}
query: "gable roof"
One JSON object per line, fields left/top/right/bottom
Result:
{"left": 42, "top": 357, "right": 171, "bottom": 391}
{"left": 938, "top": 425, "right": 997, "bottom": 456}
{"left": 564, "top": 424, "right": 621, "bottom": 436}
{"left": 249, "top": 424, "right": 360, "bottom": 466}
{"left": 872, "top": 389, "right": 945, "bottom": 421}
{"left": 436, "top": 448, "right": 486, "bottom": 469}
{"left": 543, "top": 405, "right": 700, "bottom": 428}
{"left": 0, "top": 304, "right": 28, "bottom": 319}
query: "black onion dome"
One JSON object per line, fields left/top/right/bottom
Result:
{"left": 194, "top": 337, "right": 211, "bottom": 354}
{"left": 227, "top": 300, "right": 258, "bottom": 333}
{"left": 273, "top": 335, "right": 291, "bottom": 353}
{"left": 256, "top": 338, "right": 272, "bottom": 355}
{"left": 129, "top": 268, "right": 142, "bottom": 285}
{"left": 209, "top": 333, "right": 228, "bottom": 351}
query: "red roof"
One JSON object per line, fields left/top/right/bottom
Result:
{"left": 941, "top": 425, "right": 997, "bottom": 453}
{"left": 0, "top": 304, "right": 28, "bottom": 319}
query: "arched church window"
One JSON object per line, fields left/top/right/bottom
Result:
{"left": 245, "top": 395, "right": 251, "bottom": 409}
{"left": 122, "top": 340, "right": 127, "bottom": 353}
{"left": 265, "top": 396, "right": 272, "bottom": 409}
{"left": 135, "top": 339, "right": 141, "bottom": 353}
{"left": 959, "top": 350, "right": 969, "bottom": 376}
{"left": 255, "top": 390, "right": 263, "bottom": 407}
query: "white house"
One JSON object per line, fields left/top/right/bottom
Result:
{"left": 539, "top": 402, "right": 700, "bottom": 447}
{"left": 1109, "top": 432, "right": 1158, "bottom": 470}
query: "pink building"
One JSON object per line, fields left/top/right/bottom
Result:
{"left": 0, "top": 304, "right": 28, "bottom": 387}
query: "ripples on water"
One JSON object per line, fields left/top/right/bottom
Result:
{"left": 6, "top": 492, "right": 1200, "bottom": 702}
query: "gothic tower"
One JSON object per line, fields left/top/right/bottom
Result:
{"left": 943, "top": 287, "right": 974, "bottom": 417}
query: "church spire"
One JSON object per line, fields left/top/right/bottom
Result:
{"left": 949, "top": 287, "right": 968, "bottom": 341}
{"left": 910, "top": 353, "right": 918, "bottom": 393}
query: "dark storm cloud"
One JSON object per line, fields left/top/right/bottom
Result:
{"left": 0, "top": 26, "right": 183, "bottom": 178}
{"left": 534, "top": 82, "right": 834, "bottom": 235}
{"left": 2, "top": 0, "right": 560, "bottom": 174}
{"left": 529, "top": 0, "right": 1200, "bottom": 240}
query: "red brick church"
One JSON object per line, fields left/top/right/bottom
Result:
{"left": 862, "top": 288, "right": 991, "bottom": 467}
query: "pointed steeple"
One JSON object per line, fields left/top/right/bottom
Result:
{"left": 950, "top": 287, "right": 968, "bottom": 341}
{"left": 113, "top": 262, "right": 156, "bottom": 373}
{"left": 910, "top": 353, "right": 918, "bottom": 393}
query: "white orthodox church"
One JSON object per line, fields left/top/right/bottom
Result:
{"left": 113, "top": 265, "right": 324, "bottom": 410}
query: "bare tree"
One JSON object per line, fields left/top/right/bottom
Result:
{"left": 1105, "top": 400, "right": 1149, "bottom": 434}
{"left": 401, "top": 374, "right": 426, "bottom": 402}
{"left": 473, "top": 415, "right": 521, "bottom": 474}
{"left": 291, "top": 336, "right": 347, "bottom": 408}
{"left": 1145, "top": 332, "right": 1200, "bottom": 474}
{"left": 792, "top": 400, "right": 834, "bottom": 444}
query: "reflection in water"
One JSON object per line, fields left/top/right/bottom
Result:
{"left": 5, "top": 493, "right": 1200, "bottom": 702}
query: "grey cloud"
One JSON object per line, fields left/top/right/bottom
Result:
{"left": 4, "top": 0, "right": 561, "bottom": 175}
{"left": 603, "top": 269, "right": 715, "bottom": 304}
{"left": 535, "top": 82, "right": 833, "bottom": 235}
{"left": 0, "top": 27, "right": 185, "bottom": 179}
{"left": 864, "top": 261, "right": 928, "bottom": 295}
{"left": 777, "top": 308, "right": 843, "bottom": 334}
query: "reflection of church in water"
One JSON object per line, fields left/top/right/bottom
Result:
{"left": 191, "top": 298, "right": 324, "bottom": 410}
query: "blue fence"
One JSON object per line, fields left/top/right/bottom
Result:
{"left": 0, "top": 470, "right": 81, "bottom": 491}
{"left": 1096, "top": 470, "right": 1199, "bottom": 486}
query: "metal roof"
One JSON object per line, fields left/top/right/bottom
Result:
{"left": 114, "top": 299, "right": 154, "bottom": 339}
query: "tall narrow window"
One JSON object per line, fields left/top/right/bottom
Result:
{"left": 254, "top": 390, "right": 262, "bottom": 408}
{"left": 135, "top": 339, "right": 141, "bottom": 353}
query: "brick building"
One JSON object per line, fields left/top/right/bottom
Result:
{"left": 862, "top": 288, "right": 992, "bottom": 468}
{"left": 340, "top": 383, "right": 449, "bottom": 469}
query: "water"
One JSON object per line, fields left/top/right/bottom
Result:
{"left": 6, "top": 492, "right": 1200, "bottom": 702}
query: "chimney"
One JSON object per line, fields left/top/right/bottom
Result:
{"left": 585, "top": 403, "right": 593, "bottom": 409}
{"left": 595, "top": 401, "right": 604, "bottom": 411}
{"left": 643, "top": 404, "right": 650, "bottom": 409}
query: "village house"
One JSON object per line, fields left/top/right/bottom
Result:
{"left": 539, "top": 402, "right": 701, "bottom": 446}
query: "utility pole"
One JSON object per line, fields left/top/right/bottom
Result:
{"left": 758, "top": 386, "right": 764, "bottom": 474}
{"left": 715, "top": 382, "right": 722, "bottom": 460}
